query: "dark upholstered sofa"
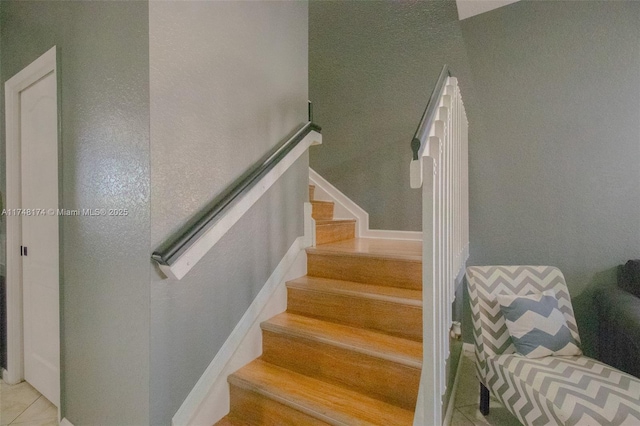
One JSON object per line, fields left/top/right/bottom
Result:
{"left": 594, "top": 260, "right": 640, "bottom": 379}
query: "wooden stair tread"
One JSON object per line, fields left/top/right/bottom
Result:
{"left": 315, "top": 219, "right": 356, "bottom": 245}
{"left": 311, "top": 200, "right": 334, "bottom": 220}
{"left": 287, "top": 276, "right": 421, "bottom": 305}
{"left": 214, "top": 416, "right": 248, "bottom": 426}
{"left": 287, "top": 276, "right": 422, "bottom": 341}
{"left": 229, "top": 359, "right": 415, "bottom": 425}
{"left": 307, "top": 238, "right": 421, "bottom": 262}
{"left": 261, "top": 313, "right": 421, "bottom": 409}
{"left": 262, "top": 313, "right": 421, "bottom": 368}
{"left": 315, "top": 219, "right": 356, "bottom": 225}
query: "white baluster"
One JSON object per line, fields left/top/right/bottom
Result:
{"left": 412, "top": 72, "right": 470, "bottom": 425}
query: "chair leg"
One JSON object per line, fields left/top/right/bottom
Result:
{"left": 480, "top": 383, "right": 490, "bottom": 416}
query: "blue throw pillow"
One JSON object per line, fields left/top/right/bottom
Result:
{"left": 496, "top": 290, "right": 582, "bottom": 358}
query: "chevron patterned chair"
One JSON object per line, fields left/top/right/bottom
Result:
{"left": 466, "top": 265, "right": 640, "bottom": 426}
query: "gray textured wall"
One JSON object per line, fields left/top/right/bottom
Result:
{"left": 310, "top": 0, "right": 640, "bottom": 355}
{"left": 0, "top": 7, "right": 4, "bottom": 276}
{"left": 0, "top": 11, "right": 5, "bottom": 371}
{"left": 0, "top": 1, "right": 150, "bottom": 424}
{"left": 309, "top": 0, "right": 473, "bottom": 231}
{"left": 309, "top": 1, "right": 473, "bottom": 411}
{"left": 460, "top": 1, "right": 640, "bottom": 353}
{"left": 149, "top": 2, "right": 309, "bottom": 424}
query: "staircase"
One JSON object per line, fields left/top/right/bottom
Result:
{"left": 216, "top": 185, "right": 423, "bottom": 425}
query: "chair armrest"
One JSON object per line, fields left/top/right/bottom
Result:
{"left": 595, "top": 286, "right": 640, "bottom": 344}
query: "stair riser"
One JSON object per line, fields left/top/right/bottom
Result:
{"left": 307, "top": 253, "right": 421, "bottom": 290}
{"left": 262, "top": 330, "right": 420, "bottom": 410}
{"left": 287, "top": 287, "right": 422, "bottom": 341}
{"left": 316, "top": 222, "right": 356, "bottom": 245}
{"left": 311, "top": 202, "right": 334, "bottom": 220}
{"left": 228, "top": 385, "right": 330, "bottom": 426}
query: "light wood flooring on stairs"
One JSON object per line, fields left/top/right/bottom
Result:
{"left": 216, "top": 185, "right": 422, "bottom": 425}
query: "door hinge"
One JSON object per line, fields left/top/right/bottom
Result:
{"left": 21, "top": 245, "right": 28, "bottom": 256}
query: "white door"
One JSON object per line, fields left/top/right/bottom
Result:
{"left": 19, "top": 70, "right": 60, "bottom": 406}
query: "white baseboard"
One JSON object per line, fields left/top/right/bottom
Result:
{"left": 172, "top": 233, "right": 309, "bottom": 426}
{"left": 60, "top": 418, "right": 74, "bottom": 426}
{"left": 309, "top": 168, "right": 422, "bottom": 241}
{"left": 303, "top": 202, "right": 315, "bottom": 247}
{"left": 443, "top": 345, "right": 466, "bottom": 426}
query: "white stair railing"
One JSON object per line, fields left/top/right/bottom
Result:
{"left": 410, "top": 67, "right": 469, "bottom": 425}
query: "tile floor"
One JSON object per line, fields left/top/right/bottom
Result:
{"left": 0, "top": 379, "right": 57, "bottom": 426}
{"left": 451, "top": 347, "right": 522, "bottom": 426}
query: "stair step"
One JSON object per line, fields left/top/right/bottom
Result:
{"left": 261, "top": 313, "right": 421, "bottom": 409}
{"left": 315, "top": 219, "right": 356, "bottom": 245}
{"left": 286, "top": 276, "right": 422, "bottom": 341}
{"left": 228, "top": 359, "right": 415, "bottom": 426}
{"left": 311, "top": 200, "right": 334, "bottom": 220}
{"left": 309, "top": 238, "right": 422, "bottom": 259}
{"left": 214, "top": 416, "right": 249, "bottom": 426}
{"left": 307, "top": 238, "right": 422, "bottom": 289}
{"left": 228, "top": 384, "right": 329, "bottom": 426}
{"left": 309, "top": 184, "right": 315, "bottom": 201}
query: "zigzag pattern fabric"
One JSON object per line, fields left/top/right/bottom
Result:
{"left": 467, "top": 265, "right": 640, "bottom": 425}
{"left": 497, "top": 290, "right": 582, "bottom": 358}
{"left": 487, "top": 355, "right": 640, "bottom": 426}
{"left": 466, "top": 266, "right": 581, "bottom": 383}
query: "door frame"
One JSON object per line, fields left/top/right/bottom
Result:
{"left": 3, "top": 46, "right": 59, "bottom": 393}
